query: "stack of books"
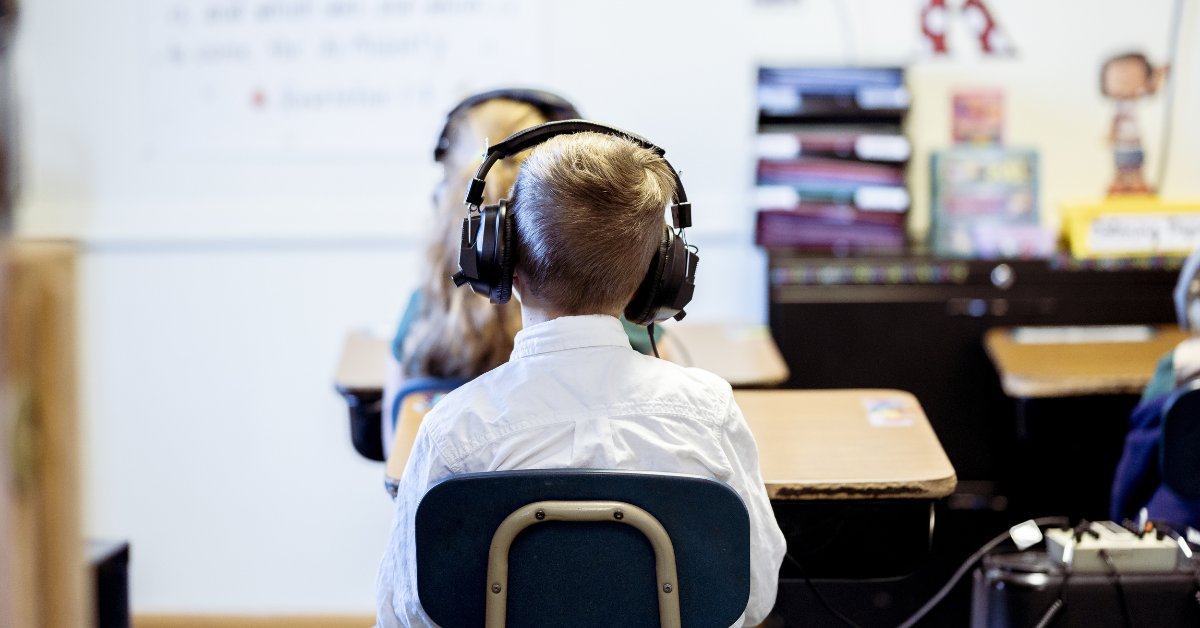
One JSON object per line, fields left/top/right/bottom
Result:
{"left": 754, "top": 67, "right": 911, "bottom": 252}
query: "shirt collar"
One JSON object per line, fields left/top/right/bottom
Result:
{"left": 511, "top": 314, "right": 631, "bottom": 360}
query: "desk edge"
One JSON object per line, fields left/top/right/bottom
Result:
{"left": 766, "top": 474, "right": 957, "bottom": 501}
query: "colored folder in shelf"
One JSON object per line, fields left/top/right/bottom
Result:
{"left": 758, "top": 67, "right": 909, "bottom": 118}
{"left": 752, "top": 199, "right": 906, "bottom": 226}
{"left": 758, "top": 157, "right": 905, "bottom": 188}
{"left": 756, "top": 183, "right": 910, "bottom": 213}
{"left": 756, "top": 209, "right": 906, "bottom": 250}
{"left": 757, "top": 131, "right": 911, "bottom": 163}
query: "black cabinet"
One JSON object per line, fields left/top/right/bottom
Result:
{"left": 767, "top": 253, "right": 1178, "bottom": 486}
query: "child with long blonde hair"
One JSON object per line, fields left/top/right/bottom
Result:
{"left": 382, "top": 94, "right": 564, "bottom": 454}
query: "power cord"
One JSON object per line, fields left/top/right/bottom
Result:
{"left": 785, "top": 516, "right": 1070, "bottom": 628}
{"left": 1031, "top": 598, "right": 1063, "bottom": 628}
{"left": 1099, "top": 549, "right": 1136, "bottom": 628}
{"left": 1031, "top": 548, "right": 1073, "bottom": 628}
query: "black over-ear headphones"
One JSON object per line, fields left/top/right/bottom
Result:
{"left": 450, "top": 120, "right": 699, "bottom": 326}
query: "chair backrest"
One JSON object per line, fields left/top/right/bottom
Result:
{"left": 1162, "top": 379, "right": 1200, "bottom": 499}
{"left": 415, "top": 469, "right": 751, "bottom": 628}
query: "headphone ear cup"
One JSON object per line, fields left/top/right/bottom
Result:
{"left": 494, "top": 199, "right": 516, "bottom": 305}
{"left": 624, "top": 226, "right": 673, "bottom": 326}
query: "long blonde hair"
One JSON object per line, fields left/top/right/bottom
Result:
{"left": 402, "top": 99, "right": 547, "bottom": 378}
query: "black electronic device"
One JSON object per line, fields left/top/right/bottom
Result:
{"left": 971, "top": 550, "right": 1200, "bottom": 628}
{"left": 450, "top": 119, "right": 698, "bottom": 326}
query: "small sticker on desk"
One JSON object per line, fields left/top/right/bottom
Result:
{"left": 863, "top": 397, "right": 918, "bottom": 427}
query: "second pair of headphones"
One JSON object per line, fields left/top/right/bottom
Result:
{"left": 449, "top": 119, "right": 698, "bottom": 326}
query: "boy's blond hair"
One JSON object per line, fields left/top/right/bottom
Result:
{"left": 511, "top": 132, "right": 676, "bottom": 315}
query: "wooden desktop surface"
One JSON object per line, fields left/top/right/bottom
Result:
{"left": 334, "top": 332, "right": 389, "bottom": 392}
{"left": 984, "top": 325, "right": 1188, "bottom": 399}
{"left": 334, "top": 322, "right": 790, "bottom": 393}
{"left": 734, "top": 389, "right": 956, "bottom": 501}
{"left": 386, "top": 389, "right": 955, "bottom": 502}
{"left": 661, "top": 323, "right": 789, "bottom": 387}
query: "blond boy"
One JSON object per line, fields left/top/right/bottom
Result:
{"left": 376, "top": 132, "right": 786, "bottom": 628}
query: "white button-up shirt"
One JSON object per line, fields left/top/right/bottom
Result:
{"left": 376, "top": 315, "right": 787, "bottom": 628}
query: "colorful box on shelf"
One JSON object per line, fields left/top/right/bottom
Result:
{"left": 1063, "top": 196, "right": 1200, "bottom": 258}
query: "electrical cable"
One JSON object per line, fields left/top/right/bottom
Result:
{"left": 892, "top": 528, "right": 1013, "bottom": 628}
{"left": 1032, "top": 544, "right": 1074, "bottom": 628}
{"left": 784, "top": 553, "right": 865, "bottom": 628}
{"left": 1031, "top": 598, "right": 1063, "bottom": 628}
{"left": 893, "top": 516, "right": 1069, "bottom": 628}
{"left": 1145, "top": 521, "right": 1200, "bottom": 612}
{"left": 1155, "top": 0, "right": 1187, "bottom": 193}
{"left": 786, "top": 516, "right": 1070, "bottom": 628}
{"left": 648, "top": 322, "right": 659, "bottom": 358}
{"left": 1099, "top": 548, "right": 1136, "bottom": 628}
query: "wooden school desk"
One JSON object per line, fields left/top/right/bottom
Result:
{"left": 334, "top": 323, "right": 791, "bottom": 461}
{"left": 382, "top": 386, "right": 952, "bottom": 579}
{"left": 735, "top": 389, "right": 956, "bottom": 578}
{"left": 983, "top": 324, "right": 1189, "bottom": 521}
{"left": 984, "top": 325, "right": 1189, "bottom": 399}
{"left": 334, "top": 330, "right": 390, "bottom": 460}
{"left": 661, "top": 323, "right": 789, "bottom": 387}
{"left": 736, "top": 389, "right": 956, "bottom": 500}
{"left": 336, "top": 322, "right": 790, "bottom": 395}
{"left": 335, "top": 330, "right": 390, "bottom": 394}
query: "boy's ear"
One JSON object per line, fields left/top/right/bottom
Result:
{"left": 511, "top": 269, "right": 523, "bottom": 302}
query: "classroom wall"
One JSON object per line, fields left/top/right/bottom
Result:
{"left": 13, "top": 0, "right": 1200, "bottom": 614}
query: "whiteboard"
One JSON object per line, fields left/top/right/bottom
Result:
{"left": 16, "top": 0, "right": 1196, "bottom": 241}
{"left": 141, "top": 0, "right": 543, "bottom": 158}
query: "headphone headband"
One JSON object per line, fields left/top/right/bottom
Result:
{"left": 463, "top": 120, "right": 691, "bottom": 229}
{"left": 434, "top": 89, "right": 582, "bottom": 162}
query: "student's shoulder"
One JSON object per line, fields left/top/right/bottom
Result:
{"left": 631, "top": 351, "right": 735, "bottom": 409}
{"left": 419, "top": 362, "right": 514, "bottom": 428}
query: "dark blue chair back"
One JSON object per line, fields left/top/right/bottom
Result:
{"left": 1161, "top": 379, "right": 1200, "bottom": 499}
{"left": 415, "top": 469, "right": 751, "bottom": 628}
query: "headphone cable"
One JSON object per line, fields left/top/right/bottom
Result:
{"left": 648, "top": 323, "right": 659, "bottom": 358}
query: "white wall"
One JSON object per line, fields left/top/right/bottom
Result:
{"left": 81, "top": 243, "right": 416, "bottom": 612}
{"left": 13, "top": 0, "right": 1200, "bottom": 614}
